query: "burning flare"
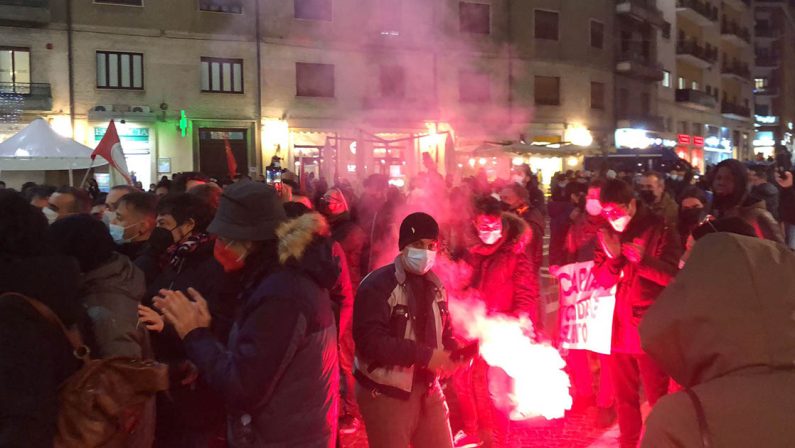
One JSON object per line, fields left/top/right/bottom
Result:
{"left": 448, "top": 295, "right": 572, "bottom": 421}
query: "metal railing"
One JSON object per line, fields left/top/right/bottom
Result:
{"left": 721, "top": 20, "right": 751, "bottom": 42}
{"left": 677, "top": 40, "right": 719, "bottom": 63}
{"left": 0, "top": 0, "right": 48, "bottom": 6}
{"left": 677, "top": 0, "right": 719, "bottom": 21}
{"left": 721, "top": 102, "right": 751, "bottom": 117}
{"left": 721, "top": 63, "right": 751, "bottom": 79}
{"left": 0, "top": 82, "right": 51, "bottom": 96}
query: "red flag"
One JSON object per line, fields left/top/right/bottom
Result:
{"left": 92, "top": 120, "right": 132, "bottom": 185}
{"left": 224, "top": 139, "right": 238, "bottom": 178}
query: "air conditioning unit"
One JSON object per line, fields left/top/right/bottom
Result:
{"left": 131, "top": 105, "right": 151, "bottom": 113}
{"left": 93, "top": 104, "right": 114, "bottom": 112}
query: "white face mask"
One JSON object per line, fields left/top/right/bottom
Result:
{"left": 403, "top": 248, "right": 437, "bottom": 275}
{"left": 478, "top": 229, "right": 502, "bottom": 245}
{"left": 102, "top": 210, "right": 114, "bottom": 227}
{"left": 42, "top": 207, "right": 58, "bottom": 225}
{"left": 585, "top": 199, "right": 603, "bottom": 217}
{"left": 608, "top": 215, "right": 631, "bottom": 233}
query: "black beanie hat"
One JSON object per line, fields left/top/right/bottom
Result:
{"left": 399, "top": 212, "right": 439, "bottom": 250}
{"left": 49, "top": 214, "right": 115, "bottom": 273}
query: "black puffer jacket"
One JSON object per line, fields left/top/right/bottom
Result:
{"left": 183, "top": 213, "right": 339, "bottom": 447}
{"left": 0, "top": 255, "right": 84, "bottom": 448}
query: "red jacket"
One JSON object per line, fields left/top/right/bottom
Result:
{"left": 593, "top": 206, "right": 681, "bottom": 354}
{"left": 466, "top": 213, "right": 540, "bottom": 324}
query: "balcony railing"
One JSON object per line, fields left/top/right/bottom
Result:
{"left": 721, "top": 102, "right": 751, "bottom": 118}
{"left": 721, "top": 20, "right": 751, "bottom": 43}
{"left": 676, "top": 0, "right": 719, "bottom": 23}
{"left": 0, "top": 0, "right": 50, "bottom": 24}
{"left": 677, "top": 40, "right": 719, "bottom": 65}
{"left": 0, "top": 82, "right": 53, "bottom": 111}
{"left": 754, "top": 86, "right": 780, "bottom": 96}
{"left": 615, "top": 0, "right": 666, "bottom": 27}
{"left": 755, "top": 26, "right": 779, "bottom": 39}
{"left": 755, "top": 55, "right": 780, "bottom": 67}
{"left": 676, "top": 88, "right": 718, "bottom": 110}
{"left": 721, "top": 63, "right": 751, "bottom": 79}
{"left": 616, "top": 48, "right": 665, "bottom": 81}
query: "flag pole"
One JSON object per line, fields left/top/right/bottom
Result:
{"left": 79, "top": 159, "right": 95, "bottom": 188}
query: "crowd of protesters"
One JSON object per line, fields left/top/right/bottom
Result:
{"left": 1, "top": 149, "right": 794, "bottom": 448}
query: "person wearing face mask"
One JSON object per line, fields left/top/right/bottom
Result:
{"left": 110, "top": 192, "right": 158, "bottom": 261}
{"left": 135, "top": 193, "right": 229, "bottom": 448}
{"left": 500, "top": 183, "right": 545, "bottom": 272}
{"left": 103, "top": 185, "right": 137, "bottom": 226}
{"left": 455, "top": 196, "right": 539, "bottom": 447}
{"left": 353, "top": 212, "right": 464, "bottom": 448}
{"left": 549, "top": 182, "right": 588, "bottom": 267}
{"left": 637, "top": 171, "right": 679, "bottom": 227}
{"left": 677, "top": 186, "right": 709, "bottom": 252}
{"left": 564, "top": 179, "right": 608, "bottom": 265}
{"left": 150, "top": 179, "right": 340, "bottom": 447}
{"left": 593, "top": 179, "right": 682, "bottom": 448}
{"left": 43, "top": 186, "right": 92, "bottom": 225}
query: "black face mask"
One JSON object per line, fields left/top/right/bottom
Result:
{"left": 680, "top": 207, "right": 703, "bottom": 228}
{"left": 148, "top": 226, "right": 176, "bottom": 254}
{"left": 639, "top": 190, "right": 656, "bottom": 205}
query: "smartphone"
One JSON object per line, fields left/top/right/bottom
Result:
{"left": 450, "top": 341, "right": 479, "bottom": 362}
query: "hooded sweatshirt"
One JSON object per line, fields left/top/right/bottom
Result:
{"left": 640, "top": 233, "right": 795, "bottom": 447}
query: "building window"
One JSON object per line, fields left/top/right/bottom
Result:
{"left": 296, "top": 62, "right": 335, "bottom": 97}
{"left": 590, "top": 20, "right": 604, "bottom": 49}
{"left": 618, "top": 88, "right": 629, "bottom": 115}
{"left": 294, "top": 0, "right": 332, "bottom": 21}
{"left": 96, "top": 51, "right": 143, "bottom": 89}
{"left": 662, "top": 21, "right": 672, "bottom": 39}
{"left": 379, "top": 65, "right": 405, "bottom": 99}
{"left": 705, "top": 85, "right": 711, "bottom": 95}
{"left": 459, "top": 71, "right": 490, "bottom": 103}
{"left": 679, "top": 121, "right": 688, "bottom": 134}
{"left": 693, "top": 122, "right": 702, "bottom": 136}
{"left": 201, "top": 58, "right": 243, "bottom": 93}
{"left": 756, "top": 104, "right": 769, "bottom": 115}
{"left": 0, "top": 47, "right": 30, "bottom": 93}
{"left": 94, "top": 0, "right": 143, "bottom": 5}
{"left": 691, "top": 81, "right": 699, "bottom": 90}
{"left": 678, "top": 76, "right": 685, "bottom": 89}
{"left": 755, "top": 77, "right": 768, "bottom": 90}
{"left": 534, "top": 76, "right": 560, "bottom": 106}
{"left": 590, "top": 82, "right": 605, "bottom": 110}
{"left": 641, "top": 93, "right": 650, "bottom": 114}
{"left": 662, "top": 70, "right": 671, "bottom": 88}
{"left": 534, "top": 10, "right": 559, "bottom": 41}
{"left": 459, "top": 2, "right": 490, "bottom": 34}
{"left": 199, "top": 0, "right": 242, "bottom": 13}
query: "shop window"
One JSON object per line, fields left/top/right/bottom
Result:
{"left": 534, "top": 10, "right": 559, "bottom": 41}
{"left": 590, "top": 82, "right": 605, "bottom": 110}
{"left": 296, "top": 62, "right": 335, "bottom": 97}
{"left": 662, "top": 70, "right": 671, "bottom": 88}
{"left": 96, "top": 51, "right": 143, "bottom": 90}
{"left": 459, "top": 70, "right": 490, "bottom": 103}
{"left": 201, "top": 58, "right": 243, "bottom": 93}
{"left": 0, "top": 47, "right": 30, "bottom": 93}
{"left": 199, "top": 0, "right": 242, "bottom": 13}
{"left": 459, "top": 2, "right": 490, "bottom": 34}
{"left": 94, "top": 0, "right": 142, "bottom": 5}
{"left": 380, "top": 65, "right": 405, "bottom": 99}
{"left": 590, "top": 20, "right": 604, "bottom": 49}
{"left": 535, "top": 76, "right": 560, "bottom": 106}
{"left": 294, "top": 0, "right": 332, "bottom": 21}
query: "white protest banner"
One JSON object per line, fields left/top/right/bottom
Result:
{"left": 555, "top": 260, "right": 616, "bottom": 355}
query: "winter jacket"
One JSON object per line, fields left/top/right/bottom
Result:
{"left": 640, "top": 234, "right": 795, "bottom": 447}
{"left": 512, "top": 204, "right": 545, "bottom": 270}
{"left": 82, "top": 252, "right": 149, "bottom": 359}
{"left": 184, "top": 213, "right": 339, "bottom": 448}
{"left": 592, "top": 206, "right": 681, "bottom": 354}
{"left": 564, "top": 213, "right": 605, "bottom": 264}
{"left": 649, "top": 192, "right": 679, "bottom": 227}
{"left": 466, "top": 213, "right": 539, "bottom": 323}
{"left": 548, "top": 201, "right": 576, "bottom": 266}
{"left": 0, "top": 255, "right": 84, "bottom": 448}
{"left": 750, "top": 182, "right": 780, "bottom": 220}
{"left": 353, "top": 256, "right": 458, "bottom": 399}
{"left": 715, "top": 197, "right": 784, "bottom": 243}
{"left": 329, "top": 215, "right": 366, "bottom": 289}
{"left": 780, "top": 186, "right": 795, "bottom": 225}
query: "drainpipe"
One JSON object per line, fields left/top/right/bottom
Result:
{"left": 66, "top": 0, "right": 75, "bottom": 138}
{"left": 254, "top": 0, "right": 263, "bottom": 174}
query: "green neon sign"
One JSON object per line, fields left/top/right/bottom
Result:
{"left": 179, "top": 110, "right": 188, "bottom": 137}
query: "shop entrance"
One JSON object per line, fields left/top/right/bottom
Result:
{"left": 198, "top": 128, "right": 248, "bottom": 180}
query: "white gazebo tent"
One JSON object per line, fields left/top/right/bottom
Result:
{"left": 0, "top": 118, "right": 107, "bottom": 186}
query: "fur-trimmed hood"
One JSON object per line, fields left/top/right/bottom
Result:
{"left": 275, "top": 212, "right": 338, "bottom": 289}
{"left": 470, "top": 212, "right": 531, "bottom": 256}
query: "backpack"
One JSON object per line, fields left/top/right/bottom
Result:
{"left": 1, "top": 293, "right": 169, "bottom": 448}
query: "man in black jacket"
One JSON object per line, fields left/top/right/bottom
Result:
{"left": 353, "top": 212, "right": 464, "bottom": 448}
{"left": 776, "top": 171, "right": 795, "bottom": 249}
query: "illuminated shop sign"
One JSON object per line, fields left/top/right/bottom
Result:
{"left": 615, "top": 128, "right": 675, "bottom": 149}
{"left": 755, "top": 115, "right": 778, "bottom": 124}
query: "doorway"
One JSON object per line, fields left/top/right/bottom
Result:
{"left": 198, "top": 128, "right": 248, "bottom": 180}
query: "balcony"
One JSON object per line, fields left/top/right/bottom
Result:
{"left": 676, "top": 0, "right": 719, "bottom": 26}
{"left": 755, "top": 86, "right": 780, "bottom": 97}
{"left": 721, "top": 20, "right": 751, "bottom": 47}
{"left": 754, "top": 26, "right": 780, "bottom": 39}
{"left": 616, "top": 0, "right": 666, "bottom": 28}
{"left": 616, "top": 115, "right": 666, "bottom": 132}
{"left": 676, "top": 88, "right": 717, "bottom": 111}
{"left": 721, "top": 63, "right": 751, "bottom": 82}
{"left": 616, "top": 51, "right": 665, "bottom": 81}
{"left": 0, "top": 83, "right": 52, "bottom": 111}
{"left": 676, "top": 40, "right": 718, "bottom": 68}
{"left": 755, "top": 55, "right": 781, "bottom": 68}
{"left": 721, "top": 102, "right": 751, "bottom": 120}
{"left": 0, "top": 0, "right": 50, "bottom": 24}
